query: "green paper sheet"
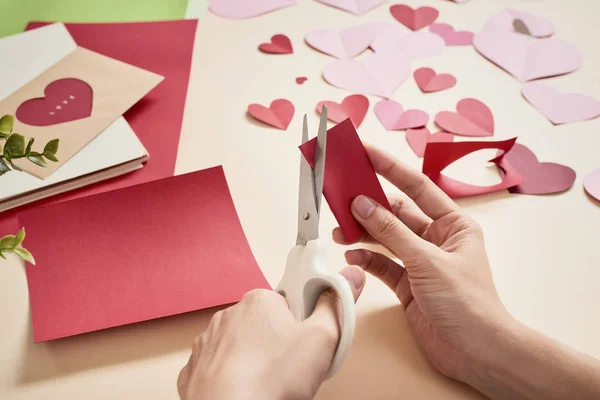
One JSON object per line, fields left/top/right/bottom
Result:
{"left": 0, "top": 0, "right": 190, "bottom": 38}
{"left": 185, "top": 0, "right": 209, "bottom": 19}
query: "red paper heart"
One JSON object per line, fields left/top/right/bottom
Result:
{"left": 500, "top": 143, "right": 576, "bottom": 195}
{"left": 435, "top": 98, "right": 494, "bottom": 137}
{"left": 248, "top": 99, "right": 295, "bottom": 130}
{"left": 16, "top": 78, "right": 93, "bottom": 127}
{"left": 390, "top": 4, "right": 439, "bottom": 31}
{"left": 316, "top": 94, "right": 369, "bottom": 128}
{"left": 414, "top": 67, "right": 457, "bottom": 93}
{"left": 258, "top": 34, "right": 293, "bottom": 54}
{"left": 296, "top": 76, "right": 308, "bottom": 85}
{"left": 406, "top": 127, "right": 454, "bottom": 158}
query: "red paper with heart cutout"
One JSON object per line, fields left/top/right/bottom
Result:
{"left": 16, "top": 78, "right": 93, "bottom": 126}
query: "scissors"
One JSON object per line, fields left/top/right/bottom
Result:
{"left": 276, "top": 106, "right": 356, "bottom": 378}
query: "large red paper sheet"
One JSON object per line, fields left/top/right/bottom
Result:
{"left": 299, "top": 119, "right": 391, "bottom": 243}
{"left": 423, "top": 138, "right": 525, "bottom": 199}
{"left": 18, "top": 166, "right": 270, "bottom": 343}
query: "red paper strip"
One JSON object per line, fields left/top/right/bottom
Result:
{"left": 18, "top": 166, "right": 270, "bottom": 343}
{"left": 423, "top": 138, "right": 524, "bottom": 198}
{"left": 299, "top": 119, "right": 391, "bottom": 243}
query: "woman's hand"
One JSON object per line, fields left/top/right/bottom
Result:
{"left": 177, "top": 266, "right": 365, "bottom": 400}
{"left": 333, "top": 143, "right": 511, "bottom": 383}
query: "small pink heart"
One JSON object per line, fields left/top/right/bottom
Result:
{"left": 296, "top": 76, "right": 308, "bottom": 85}
{"left": 584, "top": 169, "right": 600, "bottom": 201}
{"left": 406, "top": 127, "right": 454, "bottom": 158}
{"left": 390, "top": 4, "right": 439, "bottom": 31}
{"left": 248, "top": 99, "right": 295, "bottom": 130}
{"left": 501, "top": 143, "right": 576, "bottom": 195}
{"left": 414, "top": 67, "right": 457, "bottom": 93}
{"left": 435, "top": 98, "right": 494, "bottom": 137}
{"left": 317, "top": 94, "right": 369, "bottom": 128}
{"left": 258, "top": 34, "right": 293, "bottom": 54}
{"left": 374, "top": 99, "right": 429, "bottom": 131}
{"left": 482, "top": 9, "right": 555, "bottom": 38}
{"left": 429, "top": 23, "right": 474, "bottom": 46}
{"left": 210, "top": 0, "right": 297, "bottom": 19}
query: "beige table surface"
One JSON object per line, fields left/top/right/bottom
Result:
{"left": 2, "top": 0, "right": 600, "bottom": 398}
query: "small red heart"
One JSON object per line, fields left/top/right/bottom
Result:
{"left": 390, "top": 4, "right": 439, "bottom": 31}
{"left": 258, "top": 34, "right": 293, "bottom": 54}
{"left": 16, "top": 78, "right": 93, "bottom": 127}
{"left": 317, "top": 94, "right": 369, "bottom": 128}
{"left": 414, "top": 67, "right": 457, "bottom": 93}
{"left": 296, "top": 76, "right": 308, "bottom": 85}
{"left": 435, "top": 98, "right": 494, "bottom": 137}
{"left": 248, "top": 99, "right": 295, "bottom": 130}
{"left": 406, "top": 127, "right": 454, "bottom": 158}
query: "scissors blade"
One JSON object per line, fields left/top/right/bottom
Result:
{"left": 296, "top": 115, "right": 319, "bottom": 246}
{"left": 314, "top": 106, "right": 327, "bottom": 216}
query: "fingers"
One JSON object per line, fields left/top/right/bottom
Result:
{"left": 363, "top": 142, "right": 459, "bottom": 220}
{"left": 351, "top": 195, "right": 436, "bottom": 264}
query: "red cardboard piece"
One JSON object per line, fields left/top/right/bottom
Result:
{"left": 406, "top": 127, "right": 454, "bottom": 158}
{"left": 423, "top": 138, "right": 524, "bottom": 198}
{"left": 500, "top": 143, "right": 576, "bottom": 195}
{"left": 413, "top": 67, "right": 457, "bottom": 93}
{"left": 299, "top": 119, "right": 391, "bottom": 243}
{"left": 18, "top": 166, "right": 271, "bottom": 342}
{"left": 259, "top": 34, "right": 293, "bottom": 54}
{"left": 390, "top": 4, "right": 439, "bottom": 31}
{"left": 248, "top": 99, "right": 295, "bottom": 130}
{"left": 317, "top": 94, "right": 369, "bottom": 128}
{"left": 435, "top": 98, "right": 494, "bottom": 137}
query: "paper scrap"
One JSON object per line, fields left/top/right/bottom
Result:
{"left": 390, "top": 4, "right": 439, "bottom": 31}
{"left": 423, "top": 138, "right": 524, "bottom": 199}
{"left": 414, "top": 67, "right": 456, "bottom": 93}
{"left": 305, "top": 25, "right": 375, "bottom": 60}
{"left": 210, "top": 0, "right": 296, "bottom": 19}
{"left": 296, "top": 76, "right": 308, "bottom": 84}
{"left": 374, "top": 99, "right": 429, "bottom": 131}
{"left": 435, "top": 98, "right": 494, "bottom": 137}
{"left": 522, "top": 82, "right": 600, "bottom": 125}
{"left": 18, "top": 166, "right": 271, "bottom": 342}
{"left": 300, "top": 119, "right": 391, "bottom": 243}
{"left": 429, "top": 23, "right": 473, "bottom": 46}
{"left": 259, "top": 34, "right": 293, "bottom": 54}
{"left": 584, "top": 169, "right": 600, "bottom": 201}
{"left": 248, "top": 99, "right": 295, "bottom": 130}
{"left": 482, "top": 9, "right": 555, "bottom": 38}
{"left": 406, "top": 127, "right": 453, "bottom": 158}
{"left": 317, "top": 94, "right": 369, "bottom": 128}
{"left": 315, "top": 0, "right": 386, "bottom": 15}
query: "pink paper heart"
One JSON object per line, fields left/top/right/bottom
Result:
{"left": 429, "top": 23, "right": 474, "bottom": 46}
{"left": 414, "top": 67, "right": 457, "bottom": 93}
{"left": 370, "top": 26, "right": 444, "bottom": 59}
{"left": 390, "top": 5, "right": 439, "bottom": 31}
{"left": 406, "top": 127, "right": 454, "bottom": 158}
{"left": 501, "top": 143, "right": 576, "bottom": 195}
{"left": 482, "top": 9, "right": 555, "bottom": 38}
{"left": 374, "top": 99, "right": 429, "bottom": 130}
{"left": 305, "top": 25, "right": 375, "bottom": 59}
{"left": 248, "top": 99, "right": 295, "bottom": 130}
{"left": 210, "top": 0, "right": 296, "bottom": 19}
{"left": 435, "top": 98, "right": 494, "bottom": 137}
{"left": 317, "top": 94, "right": 369, "bottom": 128}
{"left": 323, "top": 52, "right": 410, "bottom": 98}
{"left": 315, "top": 0, "right": 386, "bottom": 15}
{"left": 258, "top": 34, "right": 293, "bottom": 54}
{"left": 473, "top": 31, "right": 582, "bottom": 82}
{"left": 522, "top": 82, "right": 600, "bottom": 125}
{"left": 584, "top": 169, "right": 600, "bottom": 201}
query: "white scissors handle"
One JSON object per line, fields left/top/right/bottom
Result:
{"left": 276, "top": 239, "right": 356, "bottom": 378}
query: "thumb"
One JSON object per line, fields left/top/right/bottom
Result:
{"left": 351, "top": 195, "right": 428, "bottom": 265}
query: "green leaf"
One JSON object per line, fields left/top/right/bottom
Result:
{"left": 44, "top": 139, "right": 59, "bottom": 155}
{"left": 0, "top": 115, "right": 14, "bottom": 134}
{"left": 25, "top": 137, "right": 34, "bottom": 155}
{"left": 0, "top": 235, "right": 17, "bottom": 250}
{"left": 27, "top": 154, "right": 47, "bottom": 168}
{"left": 5, "top": 133, "right": 25, "bottom": 156}
{"left": 0, "top": 250, "right": 6, "bottom": 260}
{"left": 0, "top": 158, "right": 9, "bottom": 174}
{"left": 43, "top": 151, "right": 58, "bottom": 162}
{"left": 14, "top": 247, "right": 35, "bottom": 265}
{"left": 15, "top": 228, "right": 25, "bottom": 248}
{"left": 4, "top": 151, "right": 22, "bottom": 172}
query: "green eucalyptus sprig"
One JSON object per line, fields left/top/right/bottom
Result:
{"left": 0, "top": 114, "right": 60, "bottom": 177}
{"left": 0, "top": 228, "right": 35, "bottom": 265}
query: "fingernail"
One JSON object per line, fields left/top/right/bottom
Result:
{"left": 344, "top": 249, "right": 362, "bottom": 266}
{"left": 341, "top": 266, "right": 365, "bottom": 290}
{"left": 353, "top": 195, "right": 375, "bottom": 219}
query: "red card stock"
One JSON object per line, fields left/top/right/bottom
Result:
{"left": 299, "top": 119, "right": 391, "bottom": 243}
{"left": 18, "top": 166, "right": 270, "bottom": 343}
{"left": 423, "top": 138, "right": 524, "bottom": 199}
